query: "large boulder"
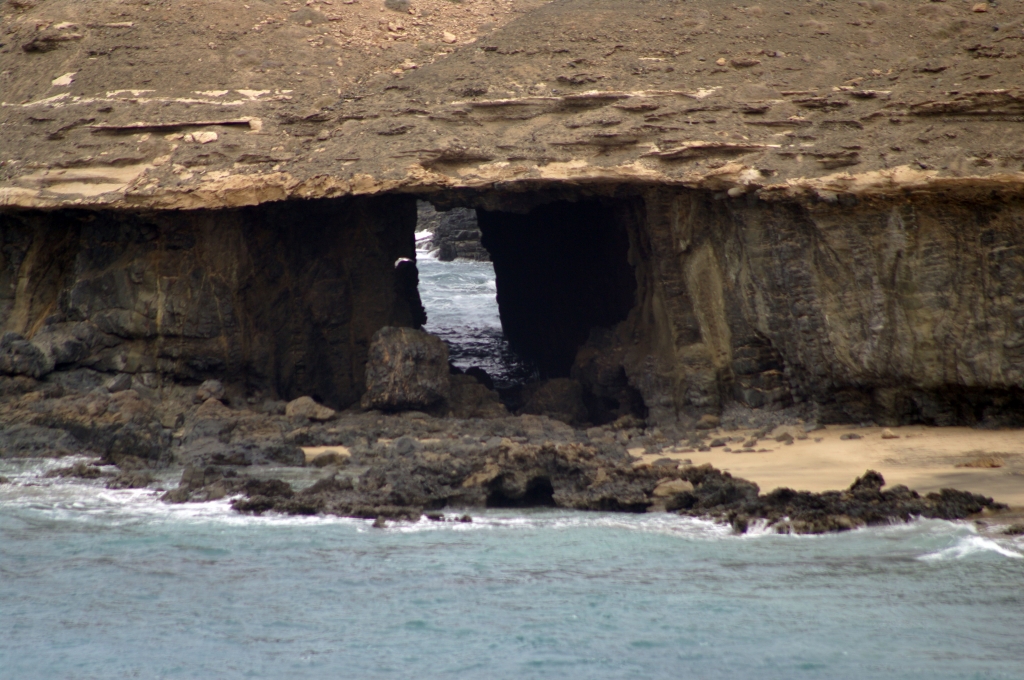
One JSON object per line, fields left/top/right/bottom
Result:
{"left": 448, "top": 374, "right": 507, "bottom": 419}
{"left": 0, "top": 332, "right": 52, "bottom": 379}
{"left": 285, "top": 396, "right": 336, "bottom": 422}
{"left": 520, "top": 378, "right": 589, "bottom": 426}
{"left": 362, "top": 327, "right": 450, "bottom": 411}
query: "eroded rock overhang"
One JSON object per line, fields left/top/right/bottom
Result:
{"left": 2, "top": 0, "right": 1024, "bottom": 426}
{"left": 5, "top": 183, "right": 1024, "bottom": 429}
{"left": 3, "top": 0, "right": 1024, "bottom": 210}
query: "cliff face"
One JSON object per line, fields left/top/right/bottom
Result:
{"left": 1, "top": 196, "right": 423, "bottom": 407}
{"left": 615, "top": 190, "right": 1024, "bottom": 426}
{"left": 2, "top": 0, "right": 1024, "bottom": 428}
{"left": 450, "top": 187, "right": 1024, "bottom": 427}
{"left": 6, "top": 186, "right": 1018, "bottom": 426}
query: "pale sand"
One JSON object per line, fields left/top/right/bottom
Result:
{"left": 639, "top": 425, "right": 1024, "bottom": 508}
{"left": 300, "top": 427, "right": 1024, "bottom": 509}
{"left": 301, "top": 445, "right": 351, "bottom": 464}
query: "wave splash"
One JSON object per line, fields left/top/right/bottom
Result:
{"left": 918, "top": 533, "right": 1024, "bottom": 561}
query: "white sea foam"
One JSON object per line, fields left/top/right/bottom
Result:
{"left": 8, "top": 463, "right": 1018, "bottom": 555}
{"left": 918, "top": 534, "right": 1023, "bottom": 561}
{"left": 415, "top": 230, "right": 437, "bottom": 260}
{"left": 0, "top": 470, "right": 734, "bottom": 538}
{"left": 382, "top": 509, "right": 735, "bottom": 540}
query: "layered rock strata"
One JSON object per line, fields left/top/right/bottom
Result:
{"left": 0, "top": 195, "right": 424, "bottom": 408}
{"left": 2, "top": 0, "right": 1024, "bottom": 429}
{"left": 611, "top": 189, "right": 1024, "bottom": 426}
{"left": 417, "top": 202, "right": 488, "bottom": 261}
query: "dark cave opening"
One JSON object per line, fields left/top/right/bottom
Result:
{"left": 485, "top": 475, "right": 556, "bottom": 508}
{"left": 478, "top": 198, "right": 639, "bottom": 380}
{"left": 416, "top": 195, "right": 648, "bottom": 423}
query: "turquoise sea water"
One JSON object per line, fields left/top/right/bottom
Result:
{"left": 3, "top": 244, "right": 1023, "bottom": 679}
{"left": 1, "top": 463, "right": 1023, "bottom": 680}
{"left": 415, "top": 231, "right": 535, "bottom": 387}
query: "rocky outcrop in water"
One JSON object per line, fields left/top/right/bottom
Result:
{"left": 432, "top": 210, "right": 488, "bottom": 262}
{"left": 222, "top": 440, "right": 1006, "bottom": 534}
{"left": 1, "top": 365, "right": 1009, "bottom": 533}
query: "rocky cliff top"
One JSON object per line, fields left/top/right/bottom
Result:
{"left": 2, "top": 0, "right": 1023, "bottom": 210}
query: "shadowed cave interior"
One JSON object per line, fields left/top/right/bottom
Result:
{"left": 417, "top": 196, "right": 645, "bottom": 423}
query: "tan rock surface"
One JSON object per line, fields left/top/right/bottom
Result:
{"left": 2, "top": 0, "right": 1023, "bottom": 209}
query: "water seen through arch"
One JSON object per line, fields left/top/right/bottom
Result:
{"left": 415, "top": 228, "right": 536, "bottom": 388}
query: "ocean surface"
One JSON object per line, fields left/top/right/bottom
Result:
{"left": 1, "top": 462, "right": 1023, "bottom": 680}
{"left": 2, "top": 248, "right": 1024, "bottom": 679}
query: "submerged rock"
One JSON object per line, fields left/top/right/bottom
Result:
{"left": 106, "top": 470, "right": 154, "bottom": 489}
{"left": 44, "top": 461, "right": 104, "bottom": 480}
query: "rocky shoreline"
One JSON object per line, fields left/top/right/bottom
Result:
{"left": 0, "top": 327, "right": 1017, "bottom": 534}
{"left": 2, "top": 376, "right": 1010, "bottom": 535}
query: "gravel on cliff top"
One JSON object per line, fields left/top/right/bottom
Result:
{"left": 1, "top": 0, "right": 1022, "bottom": 208}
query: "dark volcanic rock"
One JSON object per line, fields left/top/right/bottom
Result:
{"left": 0, "top": 332, "right": 51, "bottom": 379}
{"left": 162, "top": 465, "right": 246, "bottom": 503}
{"left": 433, "top": 209, "right": 489, "bottom": 262}
{"left": 218, "top": 438, "right": 1006, "bottom": 534}
{"left": 362, "top": 327, "right": 451, "bottom": 411}
{"left": 418, "top": 202, "right": 489, "bottom": 262}
{"left": 712, "top": 471, "right": 1008, "bottom": 535}
{"left": 44, "top": 461, "right": 104, "bottom": 479}
{"left": 448, "top": 374, "right": 507, "bottom": 419}
{"left": 0, "top": 423, "right": 83, "bottom": 458}
{"left": 176, "top": 397, "right": 303, "bottom": 467}
{"left": 106, "top": 469, "right": 154, "bottom": 489}
{"left": 520, "top": 378, "right": 589, "bottom": 426}
{"left": 0, "top": 386, "right": 170, "bottom": 462}
{"left": 0, "top": 196, "right": 424, "bottom": 411}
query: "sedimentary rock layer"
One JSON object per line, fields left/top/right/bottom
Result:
{"left": 2, "top": 0, "right": 1023, "bottom": 209}
{"left": 0, "top": 195, "right": 424, "bottom": 407}
{"left": 611, "top": 188, "right": 1024, "bottom": 426}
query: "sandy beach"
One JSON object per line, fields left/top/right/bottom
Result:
{"left": 636, "top": 425, "right": 1024, "bottom": 509}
